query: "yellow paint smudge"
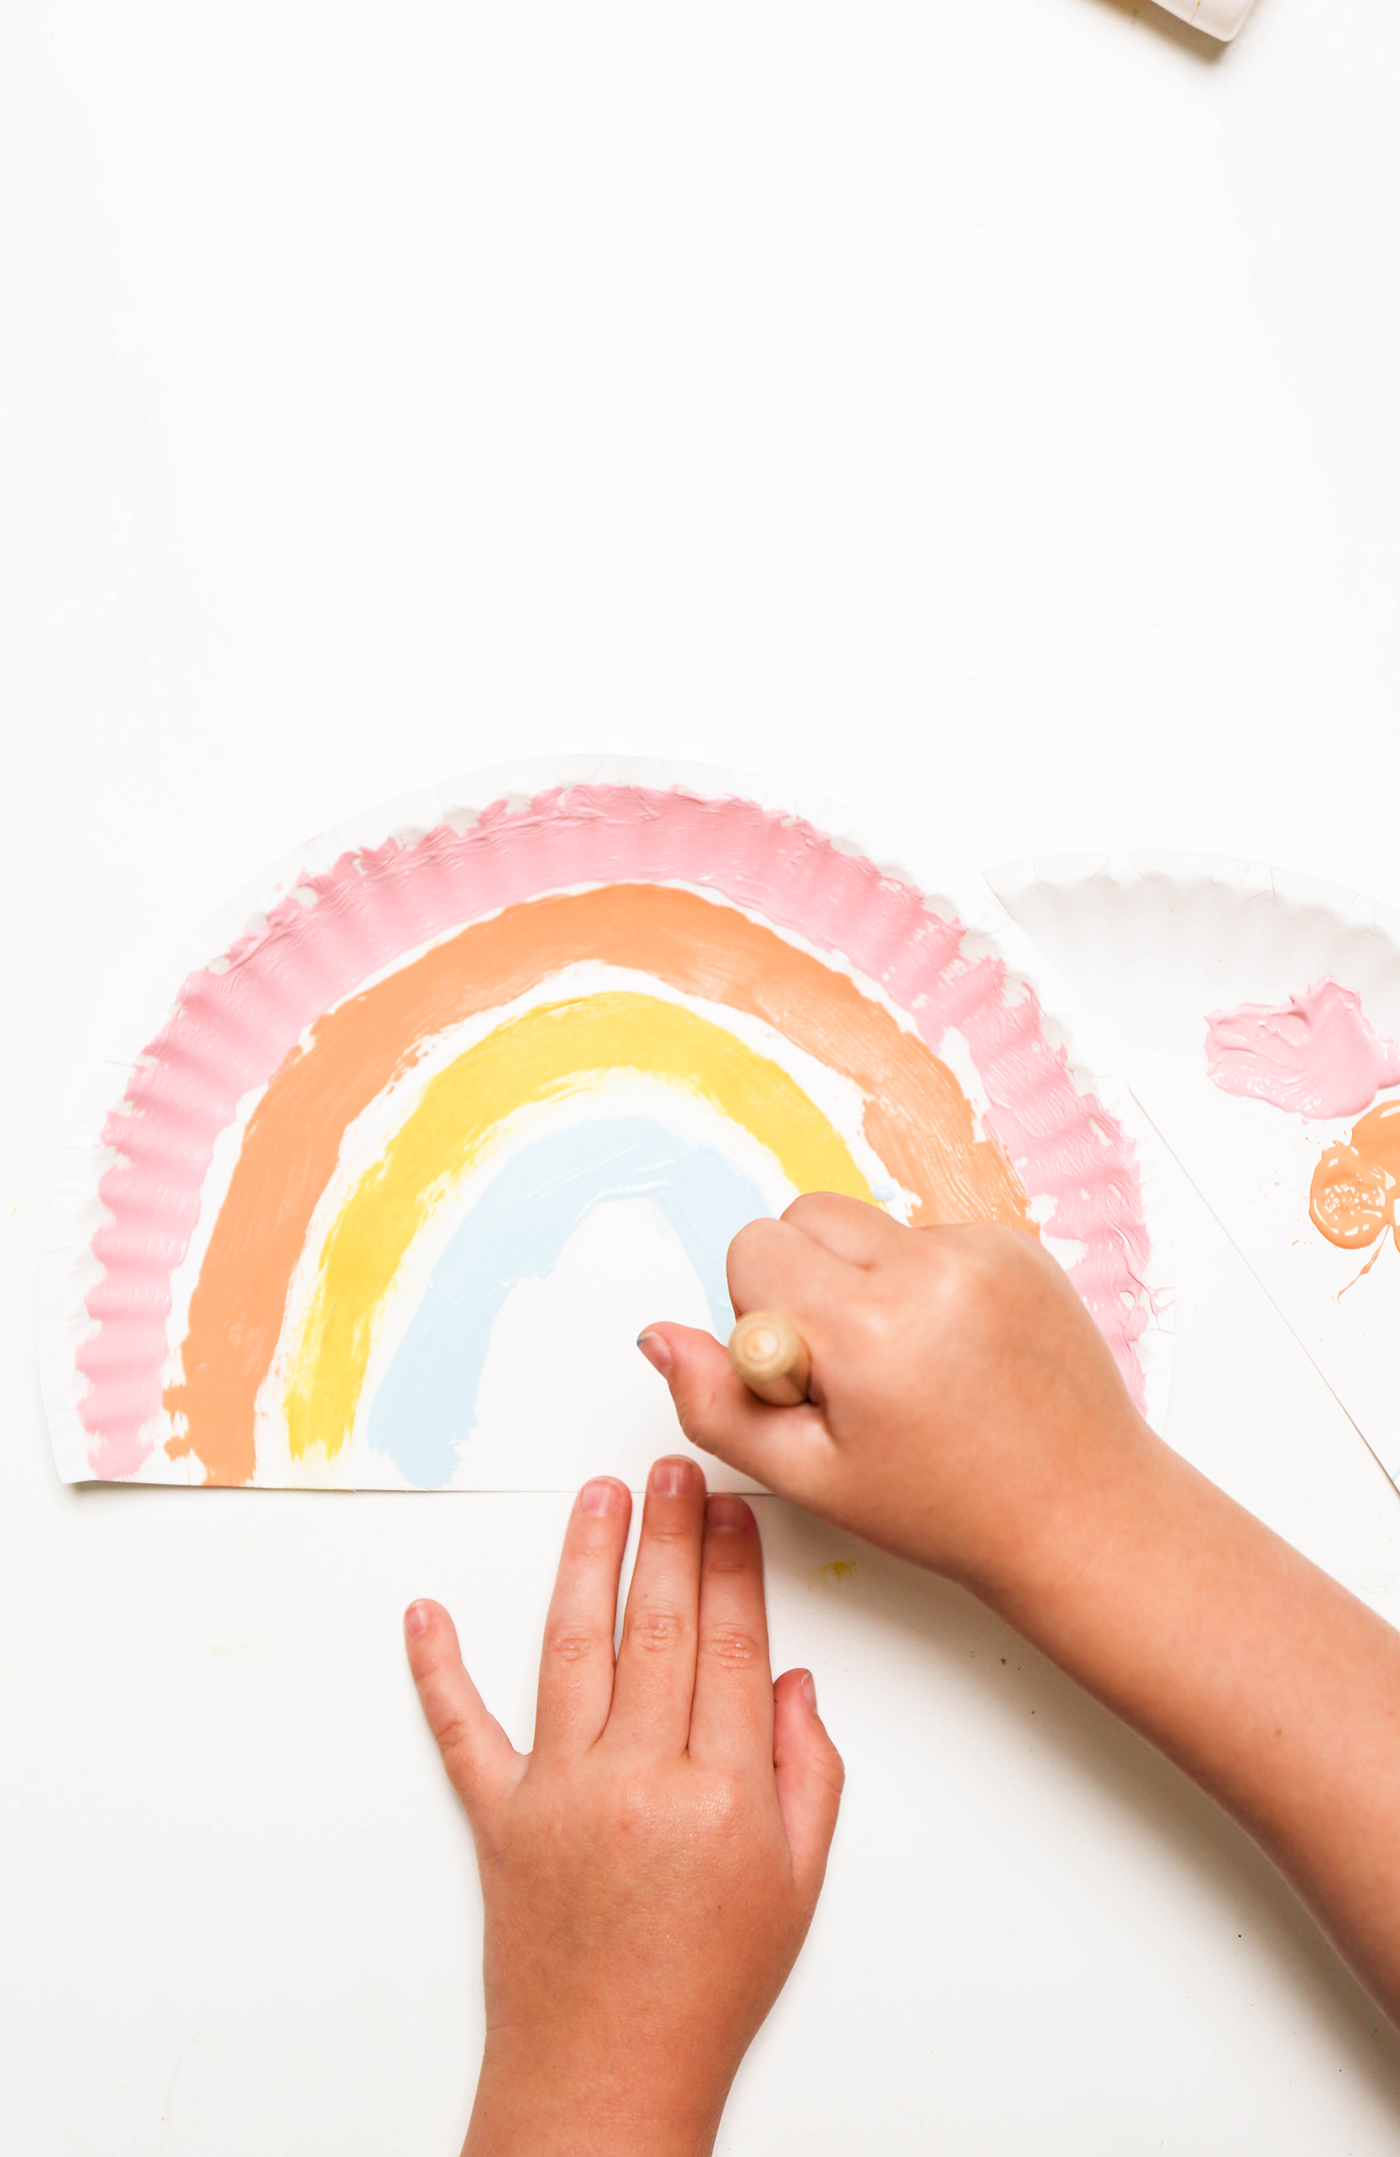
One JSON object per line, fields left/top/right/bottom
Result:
{"left": 810, "top": 1558, "right": 859, "bottom": 1592}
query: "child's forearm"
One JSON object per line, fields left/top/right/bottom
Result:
{"left": 986, "top": 1431, "right": 1400, "bottom": 2020}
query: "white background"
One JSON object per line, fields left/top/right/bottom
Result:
{"left": 4, "top": 1, "right": 1400, "bottom": 2150}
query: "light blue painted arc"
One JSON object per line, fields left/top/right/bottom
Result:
{"left": 367, "top": 1117, "right": 771, "bottom": 1487}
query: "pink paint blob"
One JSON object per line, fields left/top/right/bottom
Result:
{"left": 76, "top": 784, "right": 1155, "bottom": 1473}
{"left": 1205, "top": 978, "right": 1400, "bottom": 1121}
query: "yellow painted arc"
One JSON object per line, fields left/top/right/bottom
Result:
{"left": 283, "top": 991, "right": 875, "bottom": 1463}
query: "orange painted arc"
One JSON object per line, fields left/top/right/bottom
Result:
{"left": 165, "top": 883, "right": 1033, "bottom": 1485}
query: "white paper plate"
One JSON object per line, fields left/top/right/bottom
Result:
{"left": 1155, "top": 0, "right": 1256, "bottom": 43}
{"left": 988, "top": 852, "right": 1400, "bottom": 1489}
{"left": 41, "top": 759, "right": 1174, "bottom": 1491}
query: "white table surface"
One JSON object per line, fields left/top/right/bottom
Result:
{"left": 5, "top": 3, "right": 1400, "bottom": 2150}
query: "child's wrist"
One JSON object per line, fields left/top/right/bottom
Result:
{"left": 467, "top": 2032, "right": 726, "bottom": 2157}
{"left": 969, "top": 1409, "right": 1177, "bottom": 1620}
{"left": 973, "top": 1425, "right": 1229, "bottom": 1716}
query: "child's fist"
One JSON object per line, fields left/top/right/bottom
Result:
{"left": 639, "top": 1196, "right": 1148, "bottom": 1605}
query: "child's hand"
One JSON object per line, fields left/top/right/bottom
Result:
{"left": 642, "top": 1196, "right": 1400, "bottom": 2031}
{"left": 638, "top": 1195, "right": 1145, "bottom": 1604}
{"left": 405, "top": 1458, "right": 843, "bottom": 2157}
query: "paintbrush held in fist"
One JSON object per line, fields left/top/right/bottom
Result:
{"left": 643, "top": 1194, "right": 1134, "bottom": 1592}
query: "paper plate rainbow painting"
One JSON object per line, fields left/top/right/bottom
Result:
{"left": 41, "top": 760, "right": 1172, "bottom": 1489}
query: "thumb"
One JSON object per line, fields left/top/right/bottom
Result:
{"left": 404, "top": 1599, "right": 523, "bottom": 1824}
{"left": 636, "top": 1322, "right": 833, "bottom": 1501}
{"left": 773, "top": 1667, "right": 845, "bottom": 1899}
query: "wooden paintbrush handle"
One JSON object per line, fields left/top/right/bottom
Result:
{"left": 727, "top": 1310, "right": 811, "bottom": 1407}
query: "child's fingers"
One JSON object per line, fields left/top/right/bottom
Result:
{"left": 687, "top": 1495, "right": 774, "bottom": 1767}
{"left": 772, "top": 1667, "right": 845, "bottom": 1900}
{"left": 781, "top": 1191, "right": 901, "bottom": 1269}
{"left": 532, "top": 1477, "right": 633, "bottom": 1762}
{"left": 404, "top": 1600, "right": 523, "bottom": 1821}
{"left": 606, "top": 1456, "right": 706, "bottom": 1754}
{"left": 640, "top": 1322, "right": 837, "bottom": 1505}
{"left": 725, "top": 1215, "right": 860, "bottom": 1332}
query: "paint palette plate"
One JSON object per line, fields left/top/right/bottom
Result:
{"left": 988, "top": 853, "right": 1400, "bottom": 1489}
{"left": 42, "top": 758, "right": 1173, "bottom": 1490}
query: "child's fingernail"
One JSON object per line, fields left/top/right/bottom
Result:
{"left": 706, "top": 1494, "right": 750, "bottom": 1533}
{"left": 635, "top": 1329, "right": 673, "bottom": 1377}
{"left": 578, "top": 1477, "right": 620, "bottom": 1516}
{"left": 650, "top": 1455, "right": 695, "bottom": 1497}
{"left": 404, "top": 1601, "right": 430, "bottom": 1639}
{"left": 800, "top": 1670, "right": 818, "bottom": 1710}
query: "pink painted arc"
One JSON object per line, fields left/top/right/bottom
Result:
{"left": 78, "top": 785, "right": 1154, "bottom": 1475}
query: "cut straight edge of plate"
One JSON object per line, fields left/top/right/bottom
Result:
{"left": 1124, "top": 1081, "right": 1400, "bottom": 1497}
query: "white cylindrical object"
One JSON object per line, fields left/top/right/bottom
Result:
{"left": 1155, "top": 0, "right": 1256, "bottom": 39}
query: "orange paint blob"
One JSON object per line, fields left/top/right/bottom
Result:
{"left": 1310, "top": 1098, "right": 1400, "bottom": 1255}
